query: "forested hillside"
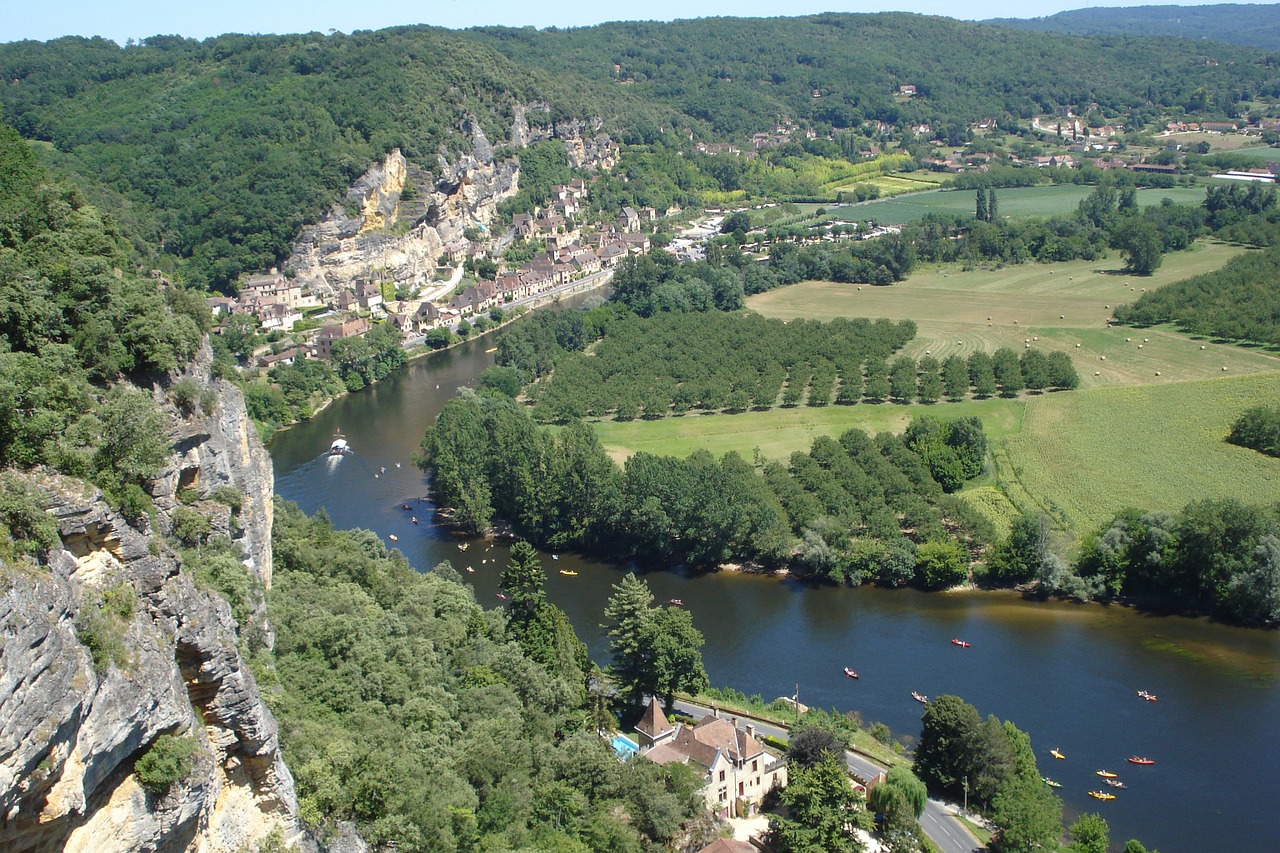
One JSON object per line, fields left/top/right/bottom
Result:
{"left": 988, "top": 4, "right": 1280, "bottom": 52}
{"left": 2, "top": 13, "right": 1275, "bottom": 288}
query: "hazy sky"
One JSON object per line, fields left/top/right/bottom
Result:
{"left": 0, "top": 1, "right": 1249, "bottom": 45}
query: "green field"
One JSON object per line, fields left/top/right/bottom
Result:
{"left": 747, "top": 242, "right": 1276, "bottom": 390}
{"left": 593, "top": 397, "right": 1026, "bottom": 463}
{"left": 1001, "top": 373, "right": 1280, "bottom": 535}
{"left": 827, "top": 184, "right": 1208, "bottom": 226}
{"left": 1225, "top": 146, "right": 1280, "bottom": 163}
{"left": 600, "top": 241, "right": 1280, "bottom": 539}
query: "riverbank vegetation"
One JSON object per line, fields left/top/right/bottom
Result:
{"left": 418, "top": 389, "right": 995, "bottom": 584}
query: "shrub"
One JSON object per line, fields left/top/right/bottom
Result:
{"left": 171, "top": 507, "right": 211, "bottom": 546}
{"left": 0, "top": 473, "right": 59, "bottom": 559}
{"left": 210, "top": 487, "right": 244, "bottom": 514}
{"left": 170, "top": 378, "right": 200, "bottom": 415}
{"left": 134, "top": 733, "right": 197, "bottom": 795}
{"left": 76, "top": 582, "right": 135, "bottom": 672}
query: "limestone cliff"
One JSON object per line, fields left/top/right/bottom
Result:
{"left": 285, "top": 110, "right": 616, "bottom": 293}
{"left": 0, "top": 354, "right": 312, "bottom": 853}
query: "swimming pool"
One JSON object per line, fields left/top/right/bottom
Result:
{"left": 609, "top": 733, "right": 638, "bottom": 760}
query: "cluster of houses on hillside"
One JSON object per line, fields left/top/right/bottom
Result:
{"left": 210, "top": 178, "right": 665, "bottom": 368}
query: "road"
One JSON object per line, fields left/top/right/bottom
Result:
{"left": 670, "top": 698, "right": 981, "bottom": 853}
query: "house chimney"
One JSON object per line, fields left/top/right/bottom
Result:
{"left": 747, "top": 724, "right": 756, "bottom": 739}
{"left": 711, "top": 706, "right": 718, "bottom": 718}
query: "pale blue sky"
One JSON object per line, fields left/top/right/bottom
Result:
{"left": 0, "top": 1, "right": 1244, "bottom": 45}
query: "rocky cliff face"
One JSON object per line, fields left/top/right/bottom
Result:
{"left": 0, "top": 356, "right": 310, "bottom": 853}
{"left": 285, "top": 110, "right": 616, "bottom": 292}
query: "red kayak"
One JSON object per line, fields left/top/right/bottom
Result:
{"left": 843, "top": 667, "right": 859, "bottom": 679}
{"left": 951, "top": 639, "right": 971, "bottom": 648}
{"left": 1127, "top": 756, "right": 1155, "bottom": 765}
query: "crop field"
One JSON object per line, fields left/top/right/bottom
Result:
{"left": 1226, "top": 146, "right": 1280, "bottom": 162}
{"left": 826, "top": 184, "right": 1208, "bottom": 225}
{"left": 747, "top": 242, "right": 1276, "bottom": 389}
{"left": 1000, "top": 372, "right": 1280, "bottom": 535}
{"left": 592, "top": 396, "right": 1027, "bottom": 463}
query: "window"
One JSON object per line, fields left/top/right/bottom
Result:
{"left": 719, "top": 770, "right": 725, "bottom": 782}
{"left": 752, "top": 760, "right": 758, "bottom": 772}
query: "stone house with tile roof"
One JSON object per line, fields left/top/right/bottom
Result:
{"left": 635, "top": 701, "right": 786, "bottom": 818}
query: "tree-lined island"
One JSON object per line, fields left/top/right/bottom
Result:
{"left": 3, "top": 6, "right": 1280, "bottom": 853}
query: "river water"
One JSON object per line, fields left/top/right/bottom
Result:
{"left": 270, "top": 322, "right": 1280, "bottom": 853}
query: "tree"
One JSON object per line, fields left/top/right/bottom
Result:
{"left": 976, "top": 188, "right": 989, "bottom": 222}
{"left": 988, "top": 776, "right": 1063, "bottom": 853}
{"left": 992, "top": 348, "right": 1024, "bottom": 397}
{"left": 968, "top": 351, "right": 997, "bottom": 398}
{"left": 1114, "top": 219, "right": 1164, "bottom": 275}
{"left": 988, "top": 188, "right": 999, "bottom": 221}
{"left": 1069, "top": 813, "right": 1110, "bottom": 853}
{"left": 941, "top": 355, "right": 969, "bottom": 401}
{"left": 648, "top": 605, "right": 709, "bottom": 710}
{"left": 787, "top": 726, "right": 845, "bottom": 768}
{"left": 869, "top": 766, "right": 927, "bottom": 819}
{"left": 721, "top": 211, "right": 752, "bottom": 234}
{"left": 771, "top": 753, "right": 868, "bottom": 853}
{"left": 915, "top": 539, "right": 968, "bottom": 589}
{"left": 605, "top": 572, "right": 698, "bottom": 710}
{"left": 889, "top": 356, "right": 917, "bottom": 403}
{"left": 501, "top": 540, "right": 547, "bottom": 634}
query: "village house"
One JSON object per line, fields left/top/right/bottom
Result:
{"left": 207, "top": 296, "right": 237, "bottom": 317}
{"left": 257, "top": 301, "right": 303, "bottom": 333}
{"left": 256, "top": 348, "right": 300, "bottom": 369}
{"left": 898, "top": 84, "right": 917, "bottom": 96}
{"left": 313, "top": 317, "right": 371, "bottom": 359}
{"left": 357, "top": 282, "right": 385, "bottom": 314}
{"left": 616, "top": 206, "right": 641, "bottom": 233}
{"left": 634, "top": 701, "right": 787, "bottom": 819}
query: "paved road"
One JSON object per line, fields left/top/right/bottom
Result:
{"left": 670, "top": 698, "right": 981, "bottom": 853}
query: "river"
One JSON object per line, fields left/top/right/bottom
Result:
{"left": 270, "top": 318, "right": 1280, "bottom": 853}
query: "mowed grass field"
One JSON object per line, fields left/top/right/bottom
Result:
{"left": 593, "top": 396, "right": 1026, "bottom": 464}
{"left": 1002, "top": 372, "right": 1280, "bottom": 534}
{"left": 827, "top": 184, "right": 1208, "bottom": 225}
{"left": 747, "top": 242, "right": 1278, "bottom": 390}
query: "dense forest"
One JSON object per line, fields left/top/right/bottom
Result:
{"left": 988, "top": 4, "right": 1280, "bottom": 52}
{"left": 2, "top": 13, "right": 1277, "bottom": 287}
{"left": 263, "top": 501, "right": 719, "bottom": 852}
{"left": 0, "top": 121, "right": 210, "bottom": 523}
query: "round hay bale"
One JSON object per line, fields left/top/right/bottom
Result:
{"left": 1126, "top": 338, "right": 1131, "bottom": 342}
{"left": 1101, "top": 356, "right": 1107, "bottom": 360}
{"left": 1143, "top": 338, "right": 1149, "bottom": 343}
{"left": 1223, "top": 366, "right": 1228, "bottom": 371}
{"left": 1075, "top": 343, "right": 1081, "bottom": 348}
{"left": 1155, "top": 371, "right": 1160, "bottom": 376}
{"left": 1060, "top": 315, "right": 1065, "bottom": 319}
{"left": 1094, "top": 371, "right": 1101, "bottom": 376}
{"left": 1200, "top": 345, "right": 1206, "bottom": 350}
{"left": 1138, "top": 344, "right": 1143, "bottom": 349}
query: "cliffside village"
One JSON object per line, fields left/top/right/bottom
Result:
{"left": 210, "top": 106, "right": 1280, "bottom": 372}
{"left": 208, "top": 179, "right": 659, "bottom": 369}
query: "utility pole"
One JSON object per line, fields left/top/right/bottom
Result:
{"left": 794, "top": 683, "right": 800, "bottom": 727}
{"left": 963, "top": 775, "right": 969, "bottom": 816}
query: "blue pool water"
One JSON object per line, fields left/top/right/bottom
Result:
{"left": 610, "top": 733, "right": 638, "bottom": 760}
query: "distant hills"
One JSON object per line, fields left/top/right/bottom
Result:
{"left": 2, "top": 12, "right": 1274, "bottom": 288}
{"left": 987, "top": 3, "right": 1280, "bottom": 51}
